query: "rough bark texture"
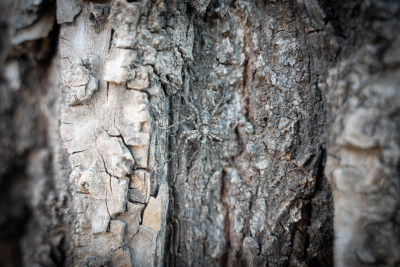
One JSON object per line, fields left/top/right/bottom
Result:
{"left": 0, "top": 1, "right": 72, "bottom": 266}
{"left": 0, "top": 0, "right": 399, "bottom": 267}
{"left": 324, "top": 1, "right": 400, "bottom": 265}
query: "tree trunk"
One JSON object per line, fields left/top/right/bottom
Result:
{"left": 0, "top": 0, "right": 399, "bottom": 266}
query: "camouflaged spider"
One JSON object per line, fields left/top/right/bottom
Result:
{"left": 179, "top": 95, "right": 225, "bottom": 153}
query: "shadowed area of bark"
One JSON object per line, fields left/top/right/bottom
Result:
{"left": 0, "top": 1, "right": 71, "bottom": 266}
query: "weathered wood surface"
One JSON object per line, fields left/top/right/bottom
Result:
{"left": 0, "top": 0, "right": 399, "bottom": 266}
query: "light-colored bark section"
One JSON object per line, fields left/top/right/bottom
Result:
{"left": 56, "top": 0, "right": 194, "bottom": 264}
{"left": 58, "top": 0, "right": 173, "bottom": 265}
{"left": 326, "top": 49, "right": 400, "bottom": 265}
{"left": 325, "top": 4, "right": 400, "bottom": 264}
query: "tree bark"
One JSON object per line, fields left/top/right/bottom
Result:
{"left": 0, "top": 1, "right": 71, "bottom": 266}
{"left": 0, "top": 0, "right": 399, "bottom": 267}
{"left": 324, "top": 2, "right": 400, "bottom": 265}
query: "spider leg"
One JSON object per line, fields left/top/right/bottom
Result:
{"left": 187, "top": 148, "right": 201, "bottom": 167}
{"left": 168, "top": 132, "right": 194, "bottom": 160}
{"left": 180, "top": 129, "right": 198, "bottom": 138}
{"left": 211, "top": 95, "right": 224, "bottom": 117}
{"left": 199, "top": 139, "right": 214, "bottom": 172}
{"left": 180, "top": 130, "right": 200, "bottom": 146}
{"left": 161, "top": 115, "right": 195, "bottom": 130}
{"left": 183, "top": 96, "right": 200, "bottom": 122}
{"left": 209, "top": 131, "right": 223, "bottom": 141}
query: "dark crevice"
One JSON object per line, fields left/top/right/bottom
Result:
{"left": 108, "top": 28, "right": 114, "bottom": 51}
{"left": 0, "top": 163, "right": 31, "bottom": 267}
